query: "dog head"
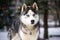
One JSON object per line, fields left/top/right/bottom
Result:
{"left": 20, "top": 2, "right": 39, "bottom": 27}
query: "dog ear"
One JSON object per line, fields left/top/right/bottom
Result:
{"left": 32, "top": 2, "right": 38, "bottom": 11}
{"left": 21, "top": 4, "right": 27, "bottom": 12}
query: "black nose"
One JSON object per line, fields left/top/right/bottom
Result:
{"left": 31, "top": 20, "right": 34, "bottom": 24}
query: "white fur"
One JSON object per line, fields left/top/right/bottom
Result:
{"left": 20, "top": 10, "right": 39, "bottom": 28}
{"left": 12, "top": 28, "right": 39, "bottom": 40}
{"left": 19, "top": 10, "right": 40, "bottom": 40}
{"left": 19, "top": 27, "right": 39, "bottom": 40}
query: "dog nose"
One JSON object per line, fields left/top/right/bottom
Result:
{"left": 31, "top": 20, "right": 34, "bottom": 24}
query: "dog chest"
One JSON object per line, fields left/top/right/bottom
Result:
{"left": 20, "top": 29, "right": 39, "bottom": 40}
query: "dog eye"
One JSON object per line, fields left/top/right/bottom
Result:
{"left": 33, "top": 14, "right": 35, "bottom": 16}
{"left": 26, "top": 15, "right": 29, "bottom": 17}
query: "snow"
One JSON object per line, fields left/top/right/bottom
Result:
{"left": 49, "top": 37, "right": 60, "bottom": 40}
{"left": 0, "top": 27, "right": 60, "bottom": 40}
{"left": 0, "top": 32, "right": 7, "bottom": 40}
{"left": 40, "top": 27, "right": 60, "bottom": 38}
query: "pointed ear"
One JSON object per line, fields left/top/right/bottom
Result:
{"left": 21, "top": 4, "right": 27, "bottom": 12}
{"left": 32, "top": 2, "right": 38, "bottom": 11}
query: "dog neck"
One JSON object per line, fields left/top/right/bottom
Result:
{"left": 18, "top": 22, "right": 40, "bottom": 40}
{"left": 19, "top": 21, "right": 40, "bottom": 31}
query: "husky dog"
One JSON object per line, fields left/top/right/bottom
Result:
{"left": 10, "top": 2, "right": 40, "bottom": 40}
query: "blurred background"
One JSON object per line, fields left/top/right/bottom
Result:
{"left": 0, "top": 0, "right": 60, "bottom": 40}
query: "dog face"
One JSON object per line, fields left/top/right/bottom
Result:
{"left": 20, "top": 2, "right": 39, "bottom": 27}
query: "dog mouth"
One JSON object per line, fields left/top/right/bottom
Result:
{"left": 31, "top": 22, "right": 34, "bottom": 24}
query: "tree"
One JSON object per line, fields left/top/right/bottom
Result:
{"left": 43, "top": 1, "right": 48, "bottom": 39}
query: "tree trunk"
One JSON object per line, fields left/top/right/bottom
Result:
{"left": 44, "top": 1, "right": 48, "bottom": 39}
{"left": 44, "top": 10, "right": 48, "bottom": 39}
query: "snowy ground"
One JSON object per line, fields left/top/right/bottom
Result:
{"left": 40, "top": 28, "right": 60, "bottom": 38}
{"left": 0, "top": 32, "right": 7, "bottom": 40}
{"left": 0, "top": 27, "right": 60, "bottom": 40}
